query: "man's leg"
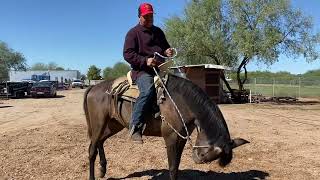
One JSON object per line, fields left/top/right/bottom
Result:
{"left": 129, "top": 73, "right": 156, "bottom": 143}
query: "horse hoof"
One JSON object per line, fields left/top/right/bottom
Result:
{"left": 100, "top": 168, "right": 106, "bottom": 178}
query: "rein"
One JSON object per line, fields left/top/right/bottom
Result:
{"left": 153, "top": 50, "right": 211, "bottom": 149}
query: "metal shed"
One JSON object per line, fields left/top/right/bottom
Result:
{"left": 171, "top": 64, "right": 230, "bottom": 104}
{"left": 9, "top": 70, "right": 81, "bottom": 83}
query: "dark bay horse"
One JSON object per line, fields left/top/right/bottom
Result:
{"left": 83, "top": 73, "right": 249, "bottom": 180}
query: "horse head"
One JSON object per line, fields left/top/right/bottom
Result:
{"left": 192, "top": 119, "right": 249, "bottom": 165}
{"left": 161, "top": 73, "right": 249, "bottom": 166}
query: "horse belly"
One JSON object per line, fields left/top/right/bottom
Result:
{"left": 142, "top": 115, "right": 163, "bottom": 137}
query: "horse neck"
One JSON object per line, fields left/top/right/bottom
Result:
{"left": 166, "top": 74, "right": 231, "bottom": 139}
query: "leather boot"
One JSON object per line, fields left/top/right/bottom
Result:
{"left": 129, "top": 126, "right": 143, "bottom": 144}
{"left": 152, "top": 104, "right": 161, "bottom": 119}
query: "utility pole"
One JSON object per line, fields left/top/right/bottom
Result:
{"left": 272, "top": 78, "right": 275, "bottom": 97}
{"left": 254, "top": 78, "right": 257, "bottom": 95}
{"left": 298, "top": 77, "right": 301, "bottom": 98}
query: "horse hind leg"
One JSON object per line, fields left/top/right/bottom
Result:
{"left": 97, "top": 119, "right": 125, "bottom": 178}
{"left": 88, "top": 136, "right": 107, "bottom": 179}
{"left": 88, "top": 117, "right": 108, "bottom": 180}
{"left": 97, "top": 141, "right": 107, "bottom": 178}
{"left": 88, "top": 141, "right": 98, "bottom": 180}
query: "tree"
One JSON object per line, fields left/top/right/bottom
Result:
{"left": 30, "top": 63, "right": 47, "bottom": 70}
{"left": 113, "top": 62, "right": 130, "bottom": 76}
{"left": 30, "top": 62, "right": 65, "bottom": 70}
{"left": 103, "top": 62, "right": 130, "bottom": 80}
{"left": 0, "top": 41, "right": 27, "bottom": 81}
{"left": 164, "top": 0, "right": 240, "bottom": 96}
{"left": 303, "top": 69, "right": 320, "bottom": 77}
{"left": 230, "top": 0, "right": 319, "bottom": 90}
{"left": 102, "top": 67, "right": 113, "bottom": 80}
{"left": 164, "top": 0, "right": 320, "bottom": 96}
{"left": 47, "top": 62, "right": 64, "bottom": 70}
{"left": 55, "top": 67, "right": 65, "bottom": 70}
{"left": 80, "top": 74, "right": 87, "bottom": 81}
{"left": 87, "top": 65, "right": 101, "bottom": 80}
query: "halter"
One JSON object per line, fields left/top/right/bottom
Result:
{"left": 153, "top": 49, "right": 211, "bottom": 149}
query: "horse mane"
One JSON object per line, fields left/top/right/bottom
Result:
{"left": 166, "top": 74, "right": 231, "bottom": 140}
{"left": 167, "top": 74, "right": 234, "bottom": 166}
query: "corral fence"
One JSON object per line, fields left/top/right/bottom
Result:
{"left": 226, "top": 76, "right": 320, "bottom": 98}
{"left": 84, "top": 80, "right": 104, "bottom": 86}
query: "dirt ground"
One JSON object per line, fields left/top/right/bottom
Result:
{"left": 0, "top": 89, "right": 319, "bottom": 180}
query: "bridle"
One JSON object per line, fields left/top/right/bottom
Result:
{"left": 152, "top": 49, "right": 211, "bottom": 149}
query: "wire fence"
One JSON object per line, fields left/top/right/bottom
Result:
{"left": 0, "top": 74, "right": 8, "bottom": 83}
{"left": 0, "top": 74, "right": 9, "bottom": 99}
{"left": 227, "top": 76, "right": 320, "bottom": 98}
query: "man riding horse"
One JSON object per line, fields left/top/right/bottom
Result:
{"left": 84, "top": 4, "right": 249, "bottom": 180}
{"left": 123, "top": 3, "right": 174, "bottom": 144}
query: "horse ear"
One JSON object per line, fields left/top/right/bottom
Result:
{"left": 231, "top": 138, "right": 250, "bottom": 149}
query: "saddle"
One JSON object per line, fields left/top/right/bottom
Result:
{"left": 105, "top": 60, "right": 173, "bottom": 125}
{"left": 108, "top": 60, "right": 173, "bottom": 102}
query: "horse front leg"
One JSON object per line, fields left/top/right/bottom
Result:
{"left": 164, "top": 134, "right": 187, "bottom": 180}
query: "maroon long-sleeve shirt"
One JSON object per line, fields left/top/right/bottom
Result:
{"left": 123, "top": 24, "right": 170, "bottom": 81}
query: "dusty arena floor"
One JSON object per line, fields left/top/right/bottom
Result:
{"left": 0, "top": 89, "right": 319, "bottom": 180}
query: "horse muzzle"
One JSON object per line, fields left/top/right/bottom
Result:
{"left": 192, "top": 146, "right": 222, "bottom": 164}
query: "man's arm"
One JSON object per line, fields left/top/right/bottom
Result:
{"left": 123, "top": 30, "right": 147, "bottom": 70}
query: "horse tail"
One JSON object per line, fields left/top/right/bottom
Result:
{"left": 83, "top": 85, "right": 94, "bottom": 138}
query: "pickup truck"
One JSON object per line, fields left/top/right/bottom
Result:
{"left": 0, "top": 82, "right": 32, "bottom": 98}
{"left": 71, "top": 80, "right": 84, "bottom": 89}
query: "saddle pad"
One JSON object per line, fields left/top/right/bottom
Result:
{"left": 122, "top": 86, "right": 139, "bottom": 100}
{"left": 111, "top": 76, "right": 127, "bottom": 90}
{"left": 109, "top": 74, "right": 163, "bottom": 102}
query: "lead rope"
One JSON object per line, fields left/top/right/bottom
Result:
{"left": 152, "top": 51, "right": 210, "bottom": 149}
{"left": 153, "top": 67, "right": 192, "bottom": 149}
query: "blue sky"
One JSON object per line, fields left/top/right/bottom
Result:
{"left": 0, "top": 0, "right": 319, "bottom": 75}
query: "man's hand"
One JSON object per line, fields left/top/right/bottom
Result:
{"left": 164, "top": 48, "right": 174, "bottom": 57}
{"left": 146, "top": 57, "right": 157, "bottom": 67}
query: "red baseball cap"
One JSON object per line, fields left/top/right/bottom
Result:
{"left": 139, "top": 3, "right": 154, "bottom": 16}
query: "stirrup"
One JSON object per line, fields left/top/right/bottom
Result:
{"left": 142, "top": 123, "right": 146, "bottom": 134}
{"left": 129, "top": 123, "right": 145, "bottom": 136}
{"left": 154, "top": 112, "right": 161, "bottom": 119}
{"left": 129, "top": 126, "right": 135, "bottom": 137}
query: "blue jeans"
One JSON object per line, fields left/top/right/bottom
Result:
{"left": 130, "top": 73, "right": 156, "bottom": 128}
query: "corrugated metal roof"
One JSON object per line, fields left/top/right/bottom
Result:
{"left": 10, "top": 70, "right": 79, "bottom": 73}
{"left": 171, "top": 64, "right": 231, "bottom": 70}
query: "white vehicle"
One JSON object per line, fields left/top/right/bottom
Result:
{"left": 71, "top": 79, "right": 84, "bottom": 89}
{"left": 21, "top": 79, "right": 37, "bottom": 83}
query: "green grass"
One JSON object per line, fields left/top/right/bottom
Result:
{"left": 227, "top": 83, "right": 320, "bottom": 97}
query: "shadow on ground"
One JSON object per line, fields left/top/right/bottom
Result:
{"left": 0, "top": 105, "right": 13, "bottom": 108}
{"left": 107, "top": 169, "right": 269, "bottom": 180}
{"left": 273, "top": 100, "right": 320, "bottom": 105}
{"left": 31, "top": 95, "right": 65, "bottom": 99}
{"left": 54, "top": 95, "right": 65, "bottom": 98}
